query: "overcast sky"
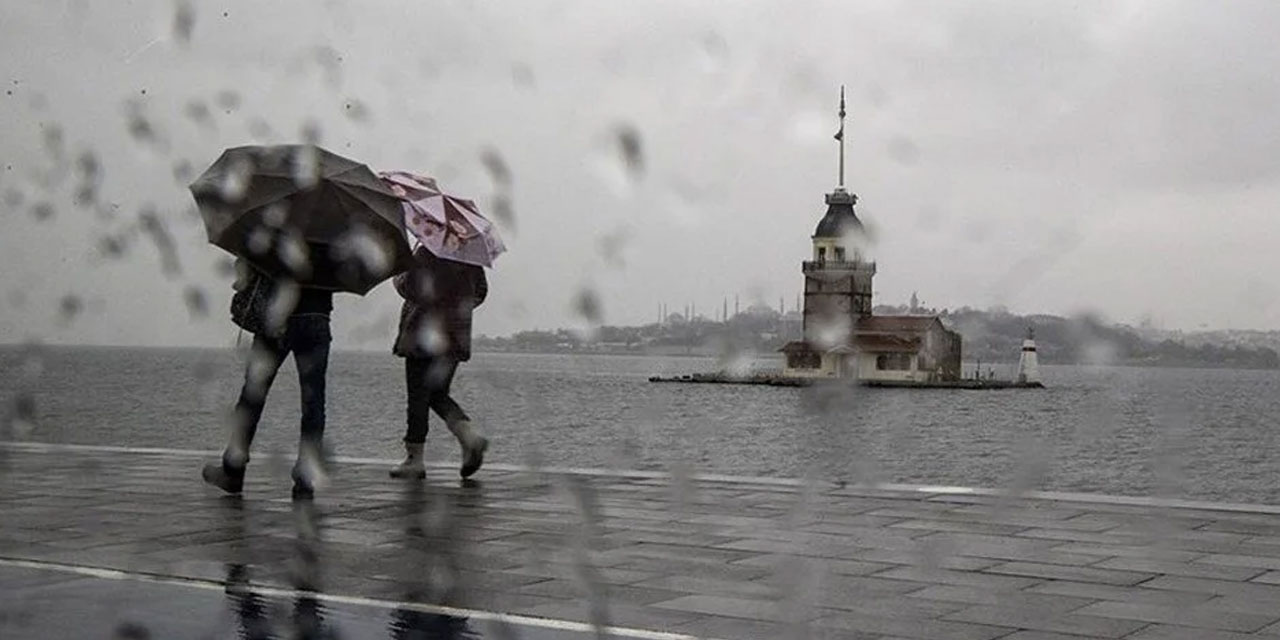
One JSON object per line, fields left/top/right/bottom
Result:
{"left": 3, "top": 0, "right": 1280, "bottom": 348}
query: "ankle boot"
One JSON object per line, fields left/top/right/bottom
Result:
{"left": 447, "top": 419, "right": 488, "bottom": 479}
{"left": 390, "top": 442, "right": 426, "bottom": 479}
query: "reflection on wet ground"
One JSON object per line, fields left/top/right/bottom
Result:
{"left": 0, "top": 563, "right": 592, "bottom": 639}
{"left": 5, "top": 443, "right": 1280, "bottom": 639}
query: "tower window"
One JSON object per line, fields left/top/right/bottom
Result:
{"left": 835, "top": 247, "right": 846, "bottom": 262}
{"left": 817, "top": 247, "right": 826, "bottom": 262}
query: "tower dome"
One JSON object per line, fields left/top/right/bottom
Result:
{"left": 813, "top": 188, "right": 863, "bottom": 239}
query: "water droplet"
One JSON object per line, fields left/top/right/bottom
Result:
{"left": 247, "top": 119, "right": 273, "bottom": 141}
{"left": 343, "top": 99, "right": 369, "bottom": 121}
{"left": 219, "top": 156, "right": 255, "bottom": 202}
{"left": 184, "top": 286, "right": 208, "bottom": 318}
{"left": 171, "top": 159, "right": 194, "bottom": 184}
{"left": 696, "top": 31, "right": 728, "bottom": 74}
{"left": 615, "top": 124, "right": 644, "bottom": 179}
{"left": 489, "top": 194, "right": 515, "bottom": 232}
{"left": 415, "top": 318, "right": 448, "bottom": 355}
{"left": 41, "top": 124, "right": 64, "bottom": 158}
{"left": 300, "top": 121, "right": 322, "bottom": 145}
{"left": 112, "top": 621, "right": 152, "bottom": 640}
{"left": 124, "top": 100, "right": 164, "bottom": 149}
{"left": 265, "top": 281, "right": 299, "bottom": 334}
{"left": 596, "top": 229, "right": 628, "bottom": 269}
{"left": 480, "top": 148, "right": 512, "bottom": 187}
{"left": 139, "top": 207, "right": 182, "bottom": 276}
{"left": 510, "top": 63, "right": 534, "bottom": 89}
{"left": 215, "top": 90, "right": 241, "bottom": 111}
{"left": 887, "top": 135, "right": 921, "bottom": 166}
{"left": 59, "top": 294, "right": 84, "bottom": 323}
{"left": 172, "top": 0, "right": 195, "bottom": 44}
{"left": 30, "top": 201, "right": 54, "bottom": 221}
{"left": 572, "top": 288, "right": 603, "bottom": 326}
{"left": 2, "top": 188, "right": 22, "bottom": 209}
{"left": 291, "top": 146, "right": 320, "bottom": 188}
{"left": 183, "top": 100, "right": 213, "bottom": 129}
{"left": 214, "top": 256, "right": 236, "bottom": 278}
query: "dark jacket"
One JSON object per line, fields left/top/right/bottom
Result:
{"left": 392, "top": 247, "right": 487, "bottom": 360}
{"left": 230, "top": 259, "right": 332, "bottom": 338}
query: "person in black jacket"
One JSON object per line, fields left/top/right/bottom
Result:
{"left": 202, "top": 258, "right": 334, "bottom": 499}
{"left": 389, "top": 247, "right": 489, "bottom": 479}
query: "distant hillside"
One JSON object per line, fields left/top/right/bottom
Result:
{"left": 881, "top": 305, "right": 1280, "bottom": 369}
{"left": 477, "top": 306, "right": 1280, "bottom": 370}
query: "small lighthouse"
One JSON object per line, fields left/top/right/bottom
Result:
{"left": 1016, "top": 327, "right": 1042, "bottom": 386}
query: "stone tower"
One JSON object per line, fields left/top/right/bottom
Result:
{"left": 801, "top": 87, "right": 875, "bottom": 348}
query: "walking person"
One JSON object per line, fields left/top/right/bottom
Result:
{"left": 390, "top": 246, "right": 490, "bottom": 479}
{"left": 202, "top": 259, "right": 334, "bottom": 499}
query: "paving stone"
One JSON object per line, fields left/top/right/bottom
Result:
{"left": 1022, "top": 580, "right": 1215, "bottom": 607}
{"left": 1251, "top": 570, "right": 1280, "bottom": 585}
{"left": 888, "top": 519, "right": 1033, "bottom": 536}
{"left": 1195, "top": 553, "right": 1280, "bottom": 570}
{"left": 942, "top": 604, "right": 1150, "bottom": 638}
{"left": 1046, "top": 542, "right": 1204, "bottom": 563}
{"left": 1074, "top": 600, "right": 1280, "bottom": 632}
{"left": 981, "top": 561, "right": 1157, "bottom": 586}
{"left": 907, "top": 584, "right": 1095, "bottom": 615}
{"left": 871, "top": 566, "right": 1043, "bottom": 590}
{"left": 1141, "top": 575, "right": 1280, "bottom": 600}
{"left": 730, "top": 553, "right": 894, "bottom": 576}
{"left": 649, "top": 594, "right": 783, "bottom": 621}
{"left": 674, "top": 615, "right": 880, "bottom": 640}
{"left": 1124, "top": 624, "right": 1274, "bottom": 640}
{"left": 845, "top": 548, "right": 1000, "bottom": 571}
{"left": 813, "top": 612, "right": 1014, "bottom": 640}
{"left": 1092, "top": 556, "right": 1266, "bottom": 581}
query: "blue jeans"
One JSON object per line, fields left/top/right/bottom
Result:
{"left": 228, "top": 314, "right": 331, "bottom": 463}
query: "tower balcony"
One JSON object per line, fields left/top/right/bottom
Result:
{"left": 803, "top": 259, "right": 876, "bottom": 274}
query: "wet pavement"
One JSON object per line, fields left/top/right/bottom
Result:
{"left": 4, "top": 443, "right": 1280, "bottom": 639}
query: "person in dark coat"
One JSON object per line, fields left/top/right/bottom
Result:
{"left": 390, "top": 246, "right": 489, "bottom": 479}
{"left": 202, "top": 258, "right": 334, "bottom": 499}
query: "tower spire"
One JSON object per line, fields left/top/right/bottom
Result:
{"left": 835, "top": 85, "right": 847, "bottom": 188}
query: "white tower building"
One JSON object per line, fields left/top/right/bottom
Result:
{"left": 1016, "top": 327, "right": 1041, "bottom": 385}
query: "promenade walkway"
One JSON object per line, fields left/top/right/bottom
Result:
{"left": 3, "top": 442, "right": 1280, "bottom": 639}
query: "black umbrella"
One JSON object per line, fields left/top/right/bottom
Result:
{"left": 189, "top": 144, "right": 414, "bottom": 294}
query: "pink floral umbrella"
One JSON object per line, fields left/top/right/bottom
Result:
{"left": 377, "top": 170, "right": 506, "bottom": 268}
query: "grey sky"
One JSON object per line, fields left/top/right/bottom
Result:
{"left": 3, "top": 0, "right": 1280, "bottom": 348}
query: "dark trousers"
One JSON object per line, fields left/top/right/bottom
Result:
{"left": 404, "top": 356, "right": 468, "bottom": 444}
{"left": 229, "top": 315, "right": 332, "bottom": 461}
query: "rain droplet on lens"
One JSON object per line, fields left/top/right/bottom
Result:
{"left": 597, "top": 230, "right": 628, "bottom": 269}
{"left": 215, "top": 90, "right": 241, "bottom": 111}
{"left": 184, "top": 100, "right": 213, "bottom": 129}
{"left": 887, "top": 135, "right": 920, "bottom": 166}
{"left": 490, "top": 194, "right": 515, "bottom": 231}
{"left": 248, "top": 119, "right": 273, "bottom": 141}
{"left": 214, "top": 256, "right": 236, "bottom": 277}
{"left": 172, "top": 159, "right": 194, "bottom": 184}
{"left": 480, "top": 148, "right": 512, "bottom": 187}
{"left": 111, "top": 621, "right": 152, "bottom": 640}
{"left": 42, "top": 124, "right": 65, "bottom": 157}
{"left": 172, "top": 0, "right": 195, "bottom": 44}
{"left": 300, "top": 121, "right": 322, "bottom": 145}
{"left": 343, "top": 99, "right": 369, "bottom": 121}
{"left": 3, "top": 188, "right": 24, "bottom": 209}
{"left": 59, "top": 294, "right": 84, "bottom": 322}
{"left": 510, "top": 63, "right": 534, "bottom": 89}
{"left": 219, "top": 156, "right": 254, "bottom": 202}
{"left": 8, "top": 391, "right": 38, "bottom": 438}
{"left": 30, "top": 202, "right": 54, "bottom": 221}
{"left": 697, "top": 31, "right": 728, "bottom": 74}
{"left": 98, "top": 234, "right": 129, "bottom": 259}
{"left": 572, "top": 288, "right": 603, "bottom": 326}
{"left": 139, "top": 207, "right": 182, "bottom": 276}
{"left": 291, "top": 146, "right": 320, "bottom": 188}
{"left": 615, "top": 124, "right": 644, "bottom": 179}
{"left": 184, "top": 286, "right": 208, "bottom": 318}
{"left": 125, "top": 101, "right": 163, "bottom": 148}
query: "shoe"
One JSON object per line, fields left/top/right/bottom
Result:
{"left": 203, "top": 461, "right": 245, "bottom": 494}
{"left": 390, "top": 442, "right": 426, "bottom": 479}
{"left": 291, "top": 466, "right": 314, "bottom": 501}
{"left": 460, "top": 436, "right": 488, "bottom": 479}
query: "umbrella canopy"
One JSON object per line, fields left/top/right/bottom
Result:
{"left": 378, "top": 171, "right": 506, "bottom": 268}
{"left": 190, "top": 145, "right": 415, "bottom": 294}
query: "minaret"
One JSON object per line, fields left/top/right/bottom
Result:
{"left": 800, "top": 86, "right": 876, "bottom": 348}
{"left": 1016, "top": 326, "right": 1042, "bottom": 385}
